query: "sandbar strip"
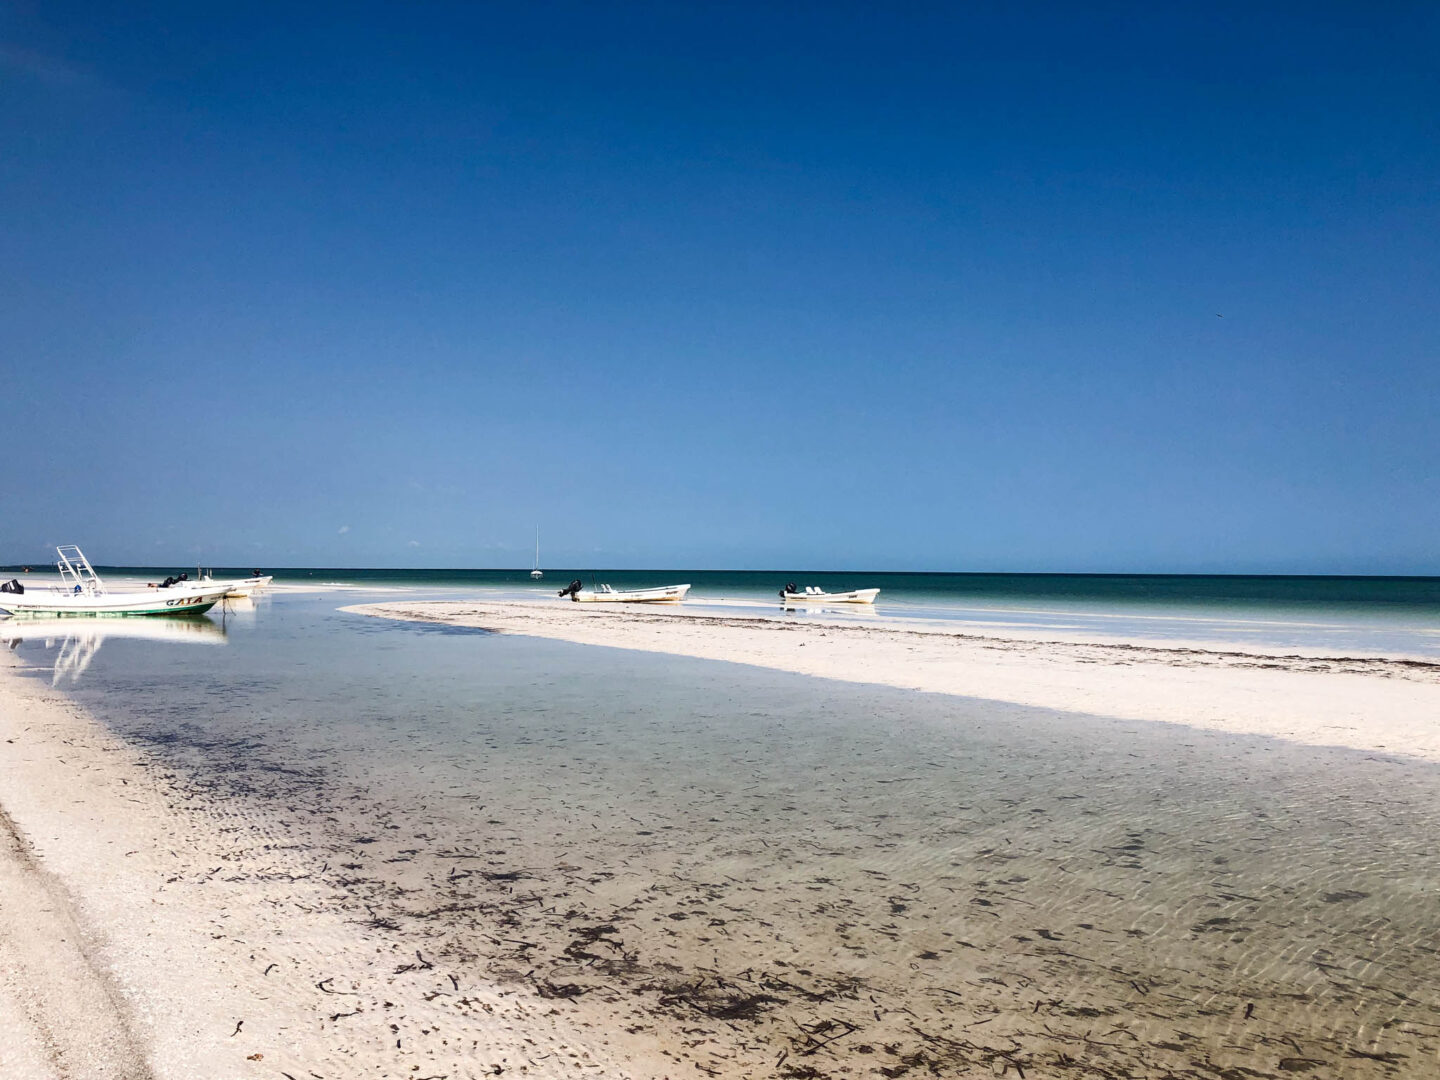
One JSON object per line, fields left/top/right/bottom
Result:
{"left": 347, "top": 599, "right": 1440, "bottom": 763}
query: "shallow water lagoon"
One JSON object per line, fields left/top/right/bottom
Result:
{"left": 11, "top": 592, "right": 1440, "bottom": 1077}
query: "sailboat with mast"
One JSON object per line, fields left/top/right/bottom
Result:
{"left": 530, "top": 527, "right": 543, "bottom": 580}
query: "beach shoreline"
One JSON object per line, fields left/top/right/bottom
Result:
{"left": 3, "top": 598, "right": 1439, "bottom": 1078}
{"left": 346, "top": 598, "right": 1440, "bottom": 764}
{"left": 0, "top": 655, "right": 669, "bottom": 1079}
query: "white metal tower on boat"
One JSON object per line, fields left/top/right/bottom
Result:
{"left": 56, "top": 545, "right": 104, "bottom": 597}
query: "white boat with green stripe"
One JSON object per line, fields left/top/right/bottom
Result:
{"left": 0, "top": 546, "right": 230, "bottom": 618}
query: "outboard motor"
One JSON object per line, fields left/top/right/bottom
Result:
{"left": 0, "top": 578, "right": 22, "bottom": 594}
{"left": 558, "top": 579, "right": 583, "bottom": 599}
{"left": 780, "top": 582, "right": 797, "bottom": 598}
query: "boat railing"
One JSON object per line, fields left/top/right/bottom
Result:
{"left": 55, "top": 545, "right": 106, "bottom": 597}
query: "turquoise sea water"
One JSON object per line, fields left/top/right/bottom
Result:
{"left": 75, "top": 566, "right": 1440, "bottom": 614}
{"left": 9, "top": 565, "right": 1433, "bottom": 655}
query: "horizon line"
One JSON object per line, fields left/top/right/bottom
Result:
{"left": 3, "top": 564, "right": 1437, "bottom": 581}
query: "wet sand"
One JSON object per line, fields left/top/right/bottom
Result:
{"left": 3, "top": 602, "right": 1440, "bottom": 1078}
{"left": 0, "top": 663, "right": 659, "bottom": 1078}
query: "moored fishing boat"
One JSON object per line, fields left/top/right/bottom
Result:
{"left": 780, "top": 584, "right": 880, "bottom": 605}
{"left": 559, "top": 581, "right": 691, "bottom": 603}
{"left": 220, "top": 574, "right": 274, "bottom": 598}
{"left": 172, "top": 571, "right": 274, "bottom": 598}
{"left": 0, "top": 547, "right": 230, "bottom": 618}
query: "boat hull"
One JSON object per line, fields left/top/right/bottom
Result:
{"left": 571, "top": 584, "right": 691, "bottom": 603}
{"left": 0, "top": 585, "right": 230, "bottom": 618}
{"left": 782, "top": 588, "right": 880, "bottom": 605}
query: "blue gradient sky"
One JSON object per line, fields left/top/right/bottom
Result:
{"left": 3, "top": 3, "right": 1437, "bottom": 572}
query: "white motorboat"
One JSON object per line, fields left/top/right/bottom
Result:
{"left": 175, "top": 571, "right": 273, "bottom": 598}
{"left": 566, "top": 583, "right": 691, "bottom": 603}
{"left": 219, "top": 574, "right": 273, "bottom": 598}
{"left": 780, "top": 585, "right": 880, "bottom": 605}
{"left": 0, "top": 547, "right": 231, "bottom": 618}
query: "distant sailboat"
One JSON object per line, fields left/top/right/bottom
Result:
{"left": 530, "top": 527, "right": 543, "bottom": 580}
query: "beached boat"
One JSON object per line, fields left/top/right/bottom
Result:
{"left": 780, "top": 585, "right": 880, "bottom": 605}
{"left": 565, "top": 583, "right": 691, "bottom": 603}
{"left": 0, "top": 547, "right": 230, "bottom": 618}
{"left": 220, "top": 574, "right": 274, "bottom": 598}
{"left": 173, "top": 571, "right": 273, "bottom": 599}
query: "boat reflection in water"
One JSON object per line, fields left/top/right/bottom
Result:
{"left": 0, "top": 616, "right": 227, "bottom": 685}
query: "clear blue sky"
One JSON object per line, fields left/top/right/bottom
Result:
{"left": 3, "top": 2, "right": 1436, "bottom": 572}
